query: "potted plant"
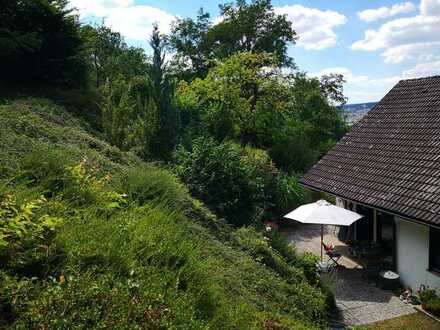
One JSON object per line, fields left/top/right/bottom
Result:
{"left": 417, "top": 285, "right": 437, "bottom": 310}
{"left": 426, "top": 297, "right": 440, "bottom": 317}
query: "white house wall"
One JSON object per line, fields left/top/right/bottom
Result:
{"left": 396, "top": 217, "right": 440, "bottom": 292}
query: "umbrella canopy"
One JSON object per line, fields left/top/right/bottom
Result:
{"left": 284, "top": 199, "right": 362, "bottom": 226}
{"left": 284, "top": 199, "right": 363, "bottom": 262}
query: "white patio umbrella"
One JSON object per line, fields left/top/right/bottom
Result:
{"left": 284, "top": 200, "right": 363, "bottom": 261}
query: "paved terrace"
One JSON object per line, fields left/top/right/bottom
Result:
{"left": 281, "top": 224, "right": 416, "bottom": 327}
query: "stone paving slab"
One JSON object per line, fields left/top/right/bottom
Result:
{"left": 281, "top": 224, "right": 416, "bottom": 326}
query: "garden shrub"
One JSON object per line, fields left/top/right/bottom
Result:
{"left": 173, "top": 138, "right": 261, "bottom": 226}
{"left": 427, "top": 296, "right": 440, "bottom": 316}
{"left": 115, "top": 165, "right": 189, "bottom": 209}
{"left": 319, "top": 272, "right": 338, "bottom": 317}
{"left": 20, "top": 149, "right": 126, "bottom": 213}
{"left": 233, "top": 227, "right": 304, "bottom": 283}
{"left": 272, "top": 172, "right": 309, "bottom": 216}
{"left": 293, "top": 252, "right": 320, "bottom": 285}
{"left": 19, "top": 147, "right": 73, "bottom": 194}
{"left": 266, "top": 229, "right": 297, "bottom": 263}
{"left": 0, "top": 193, "right": 62, "bottom": 276}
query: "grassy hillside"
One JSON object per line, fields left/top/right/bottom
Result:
{"left": 0, "top": 98, "right": 329, "bottom": 329}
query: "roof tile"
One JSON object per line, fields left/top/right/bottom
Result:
{"left": 300, "top": 76, "right": 440, "bottom": 226}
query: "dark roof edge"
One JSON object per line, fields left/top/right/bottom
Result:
{"left": 298, "top": 181, "right": 440, "bottom": 230}
{"left": 398, "top": 75, "right": 440, "bottom": 83}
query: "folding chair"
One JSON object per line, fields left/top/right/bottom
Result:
{"left": 322, "top": 242, "right": 342, "bottom": 267}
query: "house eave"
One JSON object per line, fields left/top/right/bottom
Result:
{"left": 299, "top": 181, "right": 440, "bottom": 230}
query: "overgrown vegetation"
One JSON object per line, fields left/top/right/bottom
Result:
{"left": 0, "top": 0, "right": 346, "bottom": 328}
{"left": 1, "top": 99, "right": 329, "bottom": 328}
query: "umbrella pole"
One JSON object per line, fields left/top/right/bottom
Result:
{"left": 320, "top": 225, "right": 323, "bottom": 262}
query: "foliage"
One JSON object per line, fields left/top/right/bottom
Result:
{"left": 272, "top": 172, "right": 308, "bottom": 216}
{"left": 0, "top": 0, "right": 87, "bottom": 87}
{"left": 147, "top": 24, "right": 180, "bottom": 159}
{"left": 0, "top": 99, "right": 329, "bottom": 329}
{"left": 20, "top": 148, "right": 126, "bottom": 212}
{"left": 173, "top": 137, "right": 309, "bottom": 225}
{"left": 81, "top": 24, "right": 149, "bottom": 87}
{"left": 295, "top": 253, "right": 320, "bottom": 286}
{"left": 213, "top": 0, "right": 296, "bottom": 65}
{"left": 176, "top": 52, "right": 346, "bottom": 171}
{"left": 426, "top": 296, "right": 440, "bottom": 316}
{"left": 418, "top": 286, "right": 438, "bottom": 305}
{"left": 268, "top": 123, "right": 317, "bottom": 173}
{"left": 169, "top": 0, "right": 296, "bottom": 79}
{"left": 0, "top": 193, "right": 61, "bottom": 258}
{"left": 98, "top": 25, "right": 179, "bottom": 160}
{"left": 233, "top": 227, "right": 303, "bottom": 281}
{"left": 0, "top": 0, "right": 353, "bottom": 325}
{"left": 177, "top": 52, "right": 284, "bottom": 143}
{"left": 418, "top": 285, "right": 440, "bottom": 316}
{"left": 319, "top": 272, "right": 338, "bottom": 317}
{"left": 231, "top": 227, "right": 326, "bottom": 324}
{"left": 290, "top": 72, "right": 347, "bottom": 154}
{"left": 100, "top": 77, "right": 135, "bottom": 149}
{"left": 114, "top": 165, "right": 189, "bottom": 209}
{"left": 173, "top": 138, "right": 262, "bottom": 226}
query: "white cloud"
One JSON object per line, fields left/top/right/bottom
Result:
{"left": 401, "top": 58, "right": 440, "bottom": 77}
{"left": 351, "top": 0, "right": 440, "bottom": 75}
{"left": 212, "top": 15, "right": 224, "bottom": 25}
{"left": 69, "top": 0, "right": 176, "bottom": 39}
{"left": 69, "top": 0, "right": 134, "bottom": 18}
{"left": 351, "top": 15, "right": 440, "bottom": 53}
{"left": 274, "top": 5, "right": 347, "bottom": 50}
{"left": 420, "top": 0, "right": 440, "bottom": 16}
{"left": 313, "top": 61, "right": 440, "bottom": 103}
{"left": 105, "top": 6, "right": 175, "bottom": 38}
{"left": 357, "top": 2, "right": 415, "bottom": 23}
{"left": 380, "top": 41, "right": 440, "bottom": 64}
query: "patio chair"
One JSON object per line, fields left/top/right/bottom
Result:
{"left": 322, "top": 242, "right": 342, "bottom": 266}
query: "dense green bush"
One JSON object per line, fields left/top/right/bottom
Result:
{"left": 427, "top": 296, "right": 440, "bottom": 316}
{"left": 20, "top": 147, "right": 73, "bottom": 193}
{"left": 269, "top": 125, "right": 317, "bottom": 173}
{"left": 173, "top": 138, "right": 262, "bottom": 226}
{"left": 272, "top": 172, "right": 309, "bottom": 216}
{"left": 233, "top": 227, "right": 304, "bottom": 282}
{"left": 0, "top": 193, "right": 62, "bottom": 276}
{"left": 173, "top": 138, "right": 310, "bottom": 226}
{"left": 0, "top": 0, "right": 88, "bottom": 87}
{"left": 115, "top": 165, "right": 189, "bottom": 209}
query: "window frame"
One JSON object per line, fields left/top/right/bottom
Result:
{"left": 429, "top": 227, "right": 440, "bottom": 274}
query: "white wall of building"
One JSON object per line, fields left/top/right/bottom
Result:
{"left": 396, "top": 217, "right": 440, "bottom": 292}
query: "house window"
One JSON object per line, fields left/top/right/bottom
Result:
{"left": 429, "top": 227, "right": 440, "bottom": 273}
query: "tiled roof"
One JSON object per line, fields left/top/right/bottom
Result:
{"left": 299, "top": 76, "right": 440, "bottom": 226}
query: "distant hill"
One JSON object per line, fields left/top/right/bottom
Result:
{"left": 343, "top": 102, "right": 377, "bottom": 112}
{"left": 342, "top": 102, "right": 377, "bottom": 125}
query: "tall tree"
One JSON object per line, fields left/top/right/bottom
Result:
{"left": 0, "top": 0, "right": 87, "bottom": 87}
{"left": 169, "top": 8, "right": 213, "bottom": 79}
{"left": 82, "top": 24, "right": 148, "bottom": 87}
{"left": 211, "top": 0, "right": 296, "bottom": 66}
{"left": 148, "top": 24, "right": 180, "bottom": 159}
{"left": 169, "top": 0, "right": 296, "bottom": 80}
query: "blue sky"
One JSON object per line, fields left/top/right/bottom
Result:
{"left": 71, "top": 0, "right": 440, "bottom": 103}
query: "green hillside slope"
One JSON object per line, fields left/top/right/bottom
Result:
{"left": 0, "top": 98, "right": 329, "bottom": 329}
